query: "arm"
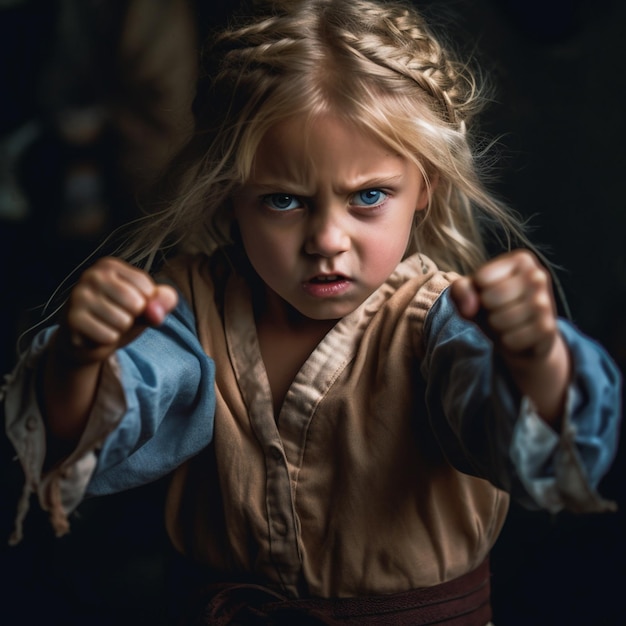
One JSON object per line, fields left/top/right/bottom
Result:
{"left": 450, "top": 250, "right": 569, "bottom": 426}
{"left": 422, "top": 255, "right": 621, "bottom": 512}
{"left": 41, "top": 257, "right": 178, "bottom": 447}
{"left": 3, "top": 257, "right": 218, "bottom": 544}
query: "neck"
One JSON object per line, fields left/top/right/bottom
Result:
{"left": 256, "top": 285, "right": 337, "bottom": 339}
{"left": 254, "top": 286, "right": 337, "bottom": 417}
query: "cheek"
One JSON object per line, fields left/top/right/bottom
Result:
{"left": 238, "top": 221, "right": 294, "bottom": 275}
{"left": 369, "top": 244, "right": 406, "bottom": 277}
{"left": 365, "top": 213, "right": 415, "bottom": 265}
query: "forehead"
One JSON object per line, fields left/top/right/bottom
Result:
{"left": 249, "top": 113, "right": 410, "bottom": 186}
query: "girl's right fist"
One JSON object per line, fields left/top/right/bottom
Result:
{"left": 57, "top": 257, "right": 178, "bottom": 365}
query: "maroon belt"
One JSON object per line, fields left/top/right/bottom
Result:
{"left": 181, "top": 558, "right": 492, "bottom": 625}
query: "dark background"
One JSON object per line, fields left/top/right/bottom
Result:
{"left": 1, "top": 0, "right": 624, "bottom": 624}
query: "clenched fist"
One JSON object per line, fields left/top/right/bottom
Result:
{"left": 449, "top": 249, "right": 570, "bottom": 425}
{"left": 57, "top": 257, "right": 178, "bottom": 366}
{"left": 43, "top": 257, "right": 178, "bottom": 442}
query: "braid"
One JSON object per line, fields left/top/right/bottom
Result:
{"left": 118, "top": 0, "right": 530, "bottom": 275}
{"left": 200, "top": 0, "right": 478, "bottom": 129}
{"left": 342, "top": 1, "right": 477, "bottom": 129}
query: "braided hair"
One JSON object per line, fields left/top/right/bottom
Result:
{"left": 119, "top": 0, "right": 530, "bottom": 274}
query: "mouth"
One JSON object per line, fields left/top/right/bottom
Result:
{"left": 302, "top": 273, "right": 353, "bottom": 298}
{"left": 309, "top": 274, "right": 346, "bottom": 284}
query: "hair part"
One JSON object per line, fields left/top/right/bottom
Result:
{"left": 117, "top": 0, "right": 533, "bottom": 275}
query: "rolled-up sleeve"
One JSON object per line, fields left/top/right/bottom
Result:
{"left": 421, "top": 289, "right": 622, "bottom": 513}
{"left": 3, "top": 294, "right": 216, "bottom": 544}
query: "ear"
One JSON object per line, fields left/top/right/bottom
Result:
{"left": 416, "top": 171, "right": 439, "bottom": 212}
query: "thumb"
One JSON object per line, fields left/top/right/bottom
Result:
{"left": 449, "top": 276, "right": 480, "bottom": 320}
{"left": 142, "top": 284, "right": 179, "bottom": 326}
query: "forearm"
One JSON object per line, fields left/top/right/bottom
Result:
{"left": 505, "top": 332, "right": 571, "bottom": 430}
{"left": 35, "top": 257, "right": 179, "bottom": 445}
{"left": 424, "top": 291, "right": 621, "bottom": 513}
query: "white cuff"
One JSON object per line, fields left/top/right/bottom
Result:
{"left": 510, "top": 389, "right": 617, "bottom": 514}
{"left": 3, "top": 341, "right": 126, "bottom": 545}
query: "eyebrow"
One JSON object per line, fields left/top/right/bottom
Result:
{"left": 245, "top": 173, "right": 406, "bottom": 195}
{"left": 344, "top": 173, "right": 405, "bottom": 191}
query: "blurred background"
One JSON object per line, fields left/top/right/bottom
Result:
{"left": 1, "top": 0, "right": 624, "bottom": 624}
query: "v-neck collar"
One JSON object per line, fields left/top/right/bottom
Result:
{"left": 223, "top": 254, "right": 425, "bottom": 469}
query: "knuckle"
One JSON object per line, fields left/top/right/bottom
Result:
{"left": 534, "top": 290, "right": 554, "bottom": 314}
{"left": 94, "top": 324, "right": 120, "bottom": 346}
{"left": 85, "top": 257, "right": 124, "bottom": 285}
{"left": 118, "top": 309, "right": 135, "bottom": 329}
{"left": 95, "top": 256, "right": 120, "bottom": 271}
{"left": 126, "top": 293, "right": 147, "bottom": 316}
{"left": 81, "top": 266, "right": 108, "bottom": 289}
{"left": 517, "top": 248, "right": 537, "bottom": 266}
{"left": 538, "top": 315, "right": 556, "bottom": 336}
{"left": 530, "top": 267, "right": 549, "bottom": 288}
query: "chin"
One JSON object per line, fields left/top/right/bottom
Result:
{"left": 297, "top": 303, "right": 359, "bottom": 322}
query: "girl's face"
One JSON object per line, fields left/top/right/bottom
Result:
{"left": 233, "top": 114, "right": 429, "bottom": 323}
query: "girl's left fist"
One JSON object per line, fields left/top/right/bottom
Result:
{"left": 450, "top": 249, "right": 559, "bottom": 361}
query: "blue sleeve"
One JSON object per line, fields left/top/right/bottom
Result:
{"left": 86, "top": 294, "right": 216, "bottom": 495}
{"left": 421, "top": 289, "right": 622, "bottom": 511}
{"left": 3, "top": 290, "right": 216, "bottom": 544}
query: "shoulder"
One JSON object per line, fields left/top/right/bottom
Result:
{"left": 388, "top": 253, "right": 460, "bottom": 318}
{"left": 353, "top": 254, "right": 462, "bottom": 353}
{"left": 157, "top": 249, "right": 236, "bottom": 311}
{"left": 158, "top": 253, "right": 212, "bottom": 298}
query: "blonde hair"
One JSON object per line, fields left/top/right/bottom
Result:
{"left": 118, "top": 0, "right": 531, "bottom": 274}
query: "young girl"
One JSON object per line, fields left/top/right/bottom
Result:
{"left": 3, "top": 0, "right": 621, "bottom": 623}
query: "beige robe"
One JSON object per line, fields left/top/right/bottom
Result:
{"left": 162, "top": 252, "right": 509, "bottom": 598}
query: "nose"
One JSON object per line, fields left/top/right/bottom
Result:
{"left": 304, "top": 207, "right": 351, "bottom": 257}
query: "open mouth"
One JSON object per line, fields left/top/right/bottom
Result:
{"left": 303, "top": 273, "right": 352, "bottom": 298}
{"left": 310, "top": 274, "right": 344, "bottom": 283}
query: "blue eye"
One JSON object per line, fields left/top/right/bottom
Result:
{"left": 263, "top": 194, "right": 301, "bottom": 211}
{"left": 353, "top": 189, "right": 387, "bottom": 207}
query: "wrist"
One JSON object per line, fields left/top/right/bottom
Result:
{"left": 506, "top": 333, "right": 571, "bottom": 428}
